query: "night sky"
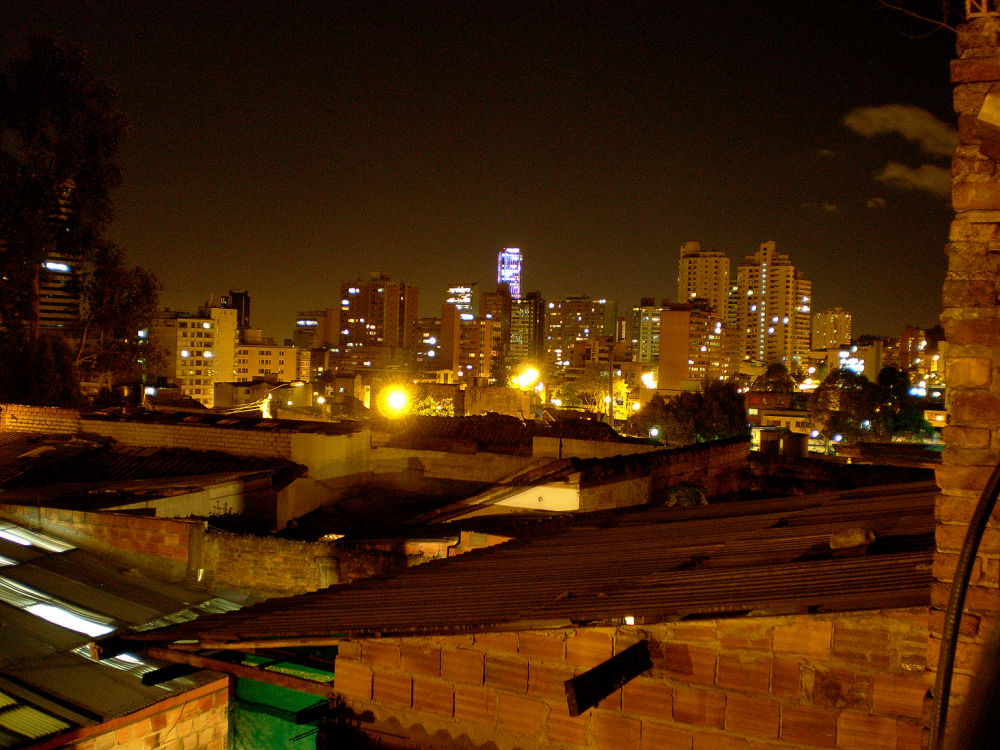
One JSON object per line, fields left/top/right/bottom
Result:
{"left": 5, "top": 1, "right": 957, "bottom": 341}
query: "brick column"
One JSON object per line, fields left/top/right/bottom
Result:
{"left": 934, "top": 15, "right": 1000, "bottom": 724}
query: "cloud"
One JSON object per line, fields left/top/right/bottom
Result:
{"left": 800, "top": 201, "right": 839, "bottom": 213}
{"left": 843, "top": 104, "right": 957, "bottom": 157}
{"left": 866, "top": 197, "right": 887, "bottom": 209}
{"left": 874, "top": 162, "right": 951, "bottom": 198}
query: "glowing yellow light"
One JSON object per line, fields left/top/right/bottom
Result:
{"left": 514, "top": 367, "right": 539, "bottom": 389}
{"left": 551, "top": 398, "right": 562, "bottom": 407}
{"left": 632, "top": 402, "right": 641, "bottom": 411}
{"left": 377, "top": 386, "right": 411, "bottom": 418}
{"left": 640, "top": 371, "right": 657, "bottom": 389}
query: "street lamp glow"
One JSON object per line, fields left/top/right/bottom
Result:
{"left": 514, "top": 367, "right": 539, "bottom": 389}
{"left": 378, "top": 386, "right": 411, "bottom": 418}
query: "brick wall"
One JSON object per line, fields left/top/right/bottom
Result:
{"left": 27, "top": 677, "right": 229, "bottom": 750}
{"left": 0, "top": 403, "right": 81, "bottom": 433}
{"left": 934, "top": 15, "right": 1000, "bottom": 717}
{"left": 81, "top": 417, "right": 296, "bottom": 459}
{"left": 333, "top": 610, "right": 929, "bottom": 749}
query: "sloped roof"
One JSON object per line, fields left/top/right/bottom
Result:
{"left": 0, "top": 432, "right": 305, "bottom": 508}
{"left": 115, "top": 481, "right": 935, "bottom": 650}
{"left": 0, "top": 520, "right": 239, "bottom": 747}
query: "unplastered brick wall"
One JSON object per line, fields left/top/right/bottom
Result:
{"left": 0, "top": 403, "right": 80, "bottom": 433}
{"left": 0, "top": 503, "right": 195, "bottom": 580}
{"left": 936, "top": 15, "right": 1000, "bottom": 714}
{"left": 27, "top": 677, "right": 229, "bottom": 750}
{"left": 333, "top": 609, "right": 930, "bottom": 750}
{"left": 81, "top": 417, "right": 295, "bottom": 459}
{"left": 201, "top": 531, "right": 402, "bottom": 597}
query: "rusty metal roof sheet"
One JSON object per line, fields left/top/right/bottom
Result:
{"left": 124, "top": 481, "right": 936, "bottom": 648}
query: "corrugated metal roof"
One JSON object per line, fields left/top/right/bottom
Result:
{"left": 0, "top": 518, "right": 238, "bottom": 747}
{"left": 124, "top": 482, "right": 936, "bottom": 648}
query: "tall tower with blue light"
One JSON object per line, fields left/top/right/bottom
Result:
{"left": 497, "top": 247, "right": 522, "bottom": 299}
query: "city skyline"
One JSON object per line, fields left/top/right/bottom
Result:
{"left": 4, "top": 1, "right": 956, "bottom": 340}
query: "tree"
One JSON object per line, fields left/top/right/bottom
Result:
{"left": 74, "top": 243, "right": 163, "bottom": 390}
{"left": 627, "top": 382, "right": 749, "bottom": 446}
{"left": 553, "top": 366, "right": 629, "bottom": 416}
{"left": 809, "top": 368, "right": 880, "bottom": 440}
{"left": 414, "top": 395, "right": 455, "bottom": 416}
{"left": 0, "top": 38, "right": 126, "bottom": 344}
{"left": 749, "top": 362, "right": 796, "bottom": 393}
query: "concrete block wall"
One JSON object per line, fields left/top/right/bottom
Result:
{"left": 333, "top": 609, "right": 929, "bottom": 750}
{"left": 935, "top": 16, "right": 1000, "bottom": 715}
{"left": 0, "top": 403, "right": 80, "bottom": 433}
{"left": 81, "top": 417, "right": 296, "bottom": 459}
{"left": 27, "top": 677, "right": 229, "bottom": 750}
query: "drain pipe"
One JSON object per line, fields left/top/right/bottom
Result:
{"left": 931, "top": 458, "right": 1000, "bottom": 750}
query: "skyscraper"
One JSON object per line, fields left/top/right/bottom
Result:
{"left": 735, "top": 241, "right": 812, "bottom": 367}
{"left": 497, "top": 247, "right": 523, "bottom": 299}
{"left": 677, "top": 241, "right": 730, "bottom": 315}
{"left": 339, "top": 273, "right": 419, "bottom": 351}
{"left": 811, "top": 307, "right": 852, "bottom": 350}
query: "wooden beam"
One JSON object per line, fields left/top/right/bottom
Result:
{"left": 564, "top": 640, "right": 652, "bottom": 717}
{"left": 145, "top": 648, "right": 336, "bottom": 699}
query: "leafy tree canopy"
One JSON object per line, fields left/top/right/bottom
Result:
{"left": 627, "top": 381, "right": 748, "bottom": 446}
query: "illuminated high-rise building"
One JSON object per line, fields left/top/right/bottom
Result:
{"left": 811, "top": 307, "right": 852, "bottom": 350}
{"left": 678, "top": 241, "right": 730, "bottom": 315}
{"left": 339, "top": 273, "right": 419, "bottom": 351}
{"left": 509, "top": 291, "right": 545, "bottom": 367}
{"left": 446, "top": 283, "right": 475, "bottom": 314}
{"left": 545, "top": 295, "right": 617, "bottom": 370}
{"left": 148, "top": 308, "right": 237, "bottom": 409}
{"left": 657, "top": 302, "right": 729, "bottom": 390}
{"left": 735, "top": 241, "right": 812, "bottom": 367}
{"left": 497, "top": 247, "right": 523, "bottom": 299}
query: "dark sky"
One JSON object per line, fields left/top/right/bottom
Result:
{"left": 5, "top": 1, "right": 957, "bottom": 340}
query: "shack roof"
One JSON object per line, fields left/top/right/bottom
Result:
{"left": 114, "top": 481, "right": 935, "bottom": 650}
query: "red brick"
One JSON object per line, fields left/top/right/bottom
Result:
{"left": 780, "top": 705, "right": 837, "bottom": 748}
{"left": 485, "top": 653, "right": 528, "bottom": 693}
{"left": 717, "top": 653, "right": 770, "bottom": 694}
{"left": 592, "top": 711, "right": 641, "bottom": 750}
{"left": 399, "top": 643, "right": 441, "bottom": 677}
{"left": 474, "top": 631, "right": 519, "bottom": 654}
{"left": 334, "top": 660, "right": 372, "bottom": 700}
{"left": 566, "top": 630, "right": 614, "bottom": 668}
{"left": 672, "top": 685, "right": 725, "bottom": 729}
{"left": 372, "top": 670, "right": 411, "bottom": 707}
{"left": 622, "top": 676, "right": 671, "bottom": 720}
{"left": 717, "top": 622, "right": 772, "bottom": 651}
{"left": 832, "top": 624, "right": 891, "bottom": 669}
{"left": 641, "top": 720, "right": 693, "bottom": 750}
{"left": 657, "top": 643, "right": 717, "bottom": 685}
{"left": 811, "top": 668, "right": 872, "bottom": 710}
{"left": 412, "top": 676, "right": 453, "bottom": 716}
{"left": 873, "top": 672, "right": 930, "bottom": 719}
{"left": 773, "top": 619, "right": 831, "bottom": 659}
{"left": 953, "top": 57, "right": 1000, "bottom": 83}
{"left": 453, "top": 686, "right": 496, "bottom": 725}
{"left": 837, "top": 711, "right": 897, "bottom": 750}
{"left": 692, "top": 731, "right": 749, "bottom": 750}
{"left": 548, "top": 711, "right": 590, "bottom": 746}
{"left": 336, "top": 641, "right": 361, "bottom": 660}
{"left": 896, "top": 721, "right": 926, "bottom": 750}
{"left": 770, "top": 656, "right": 800, "bottom": 700}
{"left": 597, "top": 687, "right": 621, "bottom": 711}
{"left": 441, "top": 647, "right": 484, "bottom": 685}
{"left": 362, "top": 640, "right": 400, "bottom": 669}
{"left": 725, "top": 693, "right": 779, "bottom": 739}
{"left": 665, "top": 622, "right": 718, "bottom": 642}
{"left": 519, "top": 631, "right": 566, "bottom": 661}
{"left": 528, "top": 662, "right": 574, "bottom": 702}
{"left": 497, "top": 693, "right": 547, "bottom": 738}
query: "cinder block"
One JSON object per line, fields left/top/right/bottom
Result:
{"left": 485, "top": 653, "right": 528, "bottom": 693}
{"left": 565, "top": 630, "right": 614, "bottom": 668}
{"left": 717, "top": 654, "right": 770, "bottom": 694}
{"left": 780, "top": 704, "right": 837, "bottom": 748}
{"left": 400, "top": 643, "right": 441, "bottom": 677}
{"left": 724, "top": 693, "right": 779, "bottom": 739}
{"left": 372, "top": 670, "right": 411, "bottom": 707}
{"left": 772, "top": 619, "right": 831, "bottom": 660}
{"left": 454, "top": 686, "right": 496, "bottom": 726}
{"left": 672, "top": 685, "right": 725, "bottom": 729}
{"left": 528, "top": 662, "right": 574, "bottom": 702}
{"left": 334, "top": 660, "right": 372, "bottom": 700}
{"left": 519, "top": 631, "right": 565, "bottom": 662}
{"left": 475, "top": 631, "right": 519, "bottom": 654}
{"left": 547, "top": 710, "right": 590, "bottom": 746}
{"left": 497, "top": 693, "right": 547, "bottom": 738}
{"left": 656, "top": 643, "right": 717, "bottom": 686}
{"left": 592, "top": 711, "right": 641, "bottom": 750}
{"left": 836, "top": 711, "right": 897, "bottom": 750}
{"left": 412, "top": 676, "right": 453, "bottom": 717}
{"left": 362, "top": 641, "right": 400, "bottom": 669}
{"left": 640, "top": 720, "right": 693, "bottom": 750}
{"left": 621, "top": 675, "right": 671, "bottom": 720}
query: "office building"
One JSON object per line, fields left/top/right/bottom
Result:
{"left": 734, "top": 241, "right": 812, "bottom": 367}
{"left": 497, "top": 247, "right": 523, "bottom": 299}
{"left": 509, "top": 291, "right": 545, "bottom": 369}
{"left": 545, "top": 295, "right": 616, "bottom": 370}
{"left": 339, "top": 273, "right": 419, "bottom": 351}
{"left": 812, "top": 307, "right": 852, "bottom": 350}
{"left": 446, "top": 283, "right": 475, "bottom": 314}
{"left": 678, "top": 241, "right": 731, "bottom": 315}
{"left": 657, "top": 302, "right": 729, "bottom": 391}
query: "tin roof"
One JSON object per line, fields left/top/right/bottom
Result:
{"left": 0, "top": 519, "right": 238, "bottom": 747}
{"left": 119, "top": 481, "right": 935, "bottom": 650}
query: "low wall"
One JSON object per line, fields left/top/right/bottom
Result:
{"left": 0, "top": 403, "right": 80, "bottom": 433}
{"left": 332, "top": 609, "right": 930, "bottom": 749}
{"left": 28, "top": 677, "right": 229, "bottom": 750}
